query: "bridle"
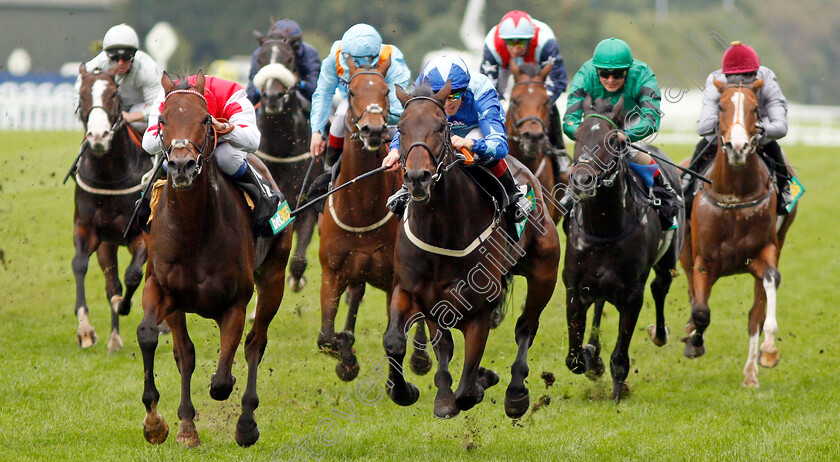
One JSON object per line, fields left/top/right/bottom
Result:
{"left": 345, "top": 70, "right": 388, "bottom": 139}
{"left": 157, "top": 89, "right": 217, "bottom": 177}
{"left": 79, "top": 71, "right": 125, "bottom": 132}
{"left": 718, "top": 83, "right": 759, "bottom": 157}
{"left": 507, "top": 79, "right": 548, "bottom": 143}
{"left": 257, "top": 40, "right": 298, "bottom": 109}
{"left": 399, "top": 96, "right": 464, "bottom": 186}
{"left": 570, "top": 113, "right": 625, "bottom": 195}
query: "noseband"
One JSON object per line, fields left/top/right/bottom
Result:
{"left": 345, "top": 70, "right": 388, "bottom": 139}
{"left": 158, "top": 89, "right": 217, "bottom": 176}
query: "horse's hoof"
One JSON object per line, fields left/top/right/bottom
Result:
{"left": 504, "top": 388, "right": 530, "bottom": 419}
{"left": 758, "top": 348, "right": 779, "bottom": 368}
{"left": 477, "top": 367, "right": 500, "bottom": 390}
{"left": 157, "top": 321, "right": 171, "bottom": 335}
{"left": 648, "top": 324, "right": 669, "bottom": 347}
{"left": 107, "top": 332, "right": 123, "bottom": 355}
{"left": 434, "top": 396, "right": 460, "bottom": 419}
{"left": 566, "top": 352, "right": 586, "bottom": 375}
{"left": 683, "top": 337, "right": 706, "bottom": 358}
{"left": 334, "top": 330, "right": 356, "bottom": 348}
{"left": 176, "top": 421, "right": 200, "bottom": 447}
{"left": 742, "top": 377, "right": 759, "bottom": 388}
{"left": 409, "top": 351, "right": 433, "bottom": 376}
{"left": 142, "top": 413, "right": 169, "bottom": 445}
{"left": 287, "top": 275, "right": 306, "bottom": 293}
{"left": 582, "top": 344, "right": 604, "bottom": 380}
{"left": 455, "top": 384, "right": 485, "bottom": 411}
{"left": 612, "top": 382, "right": 631, "bottom": 403}
{"left": 115, "top": 296, "right": 132, "bottom": 316}
{"left": 78, "top": 330, "right": 98, "bottom": 349}
{"left": 235, "top": 415, "right": 260, "bottom": 447}
{"left": 209, "top": 373, "right": 236, "bottom": 401}
{"left": 336, "top": 358, "right": 360, "bottom": 382}
{"left": 389, "top": 382, "right": 420, "bottom": 407}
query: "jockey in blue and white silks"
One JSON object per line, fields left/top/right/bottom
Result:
{"left": 383, "top": 55, "right": 530, "bottom": 229}
{"left": 308, "top": 23, "right": 411, "bottom": 167}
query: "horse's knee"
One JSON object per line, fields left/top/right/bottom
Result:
{"left": 383, "top": 329, "right": 406, "bottom": 357}
{"left": 125, "top": 266, "right": 143, "bottom": 288}
{"left": 137, "top": 321, "right": 159, "bottom": 351}
{"left": 72, "top": 255, "right": 89, "bottom": 274}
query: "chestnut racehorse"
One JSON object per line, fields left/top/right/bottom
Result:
{"left": 506, "top": 61, "right": 568, "bottom": 224}
{"left": 138, "top": 72, "right": 292, "bottom": 447}
{"left": 317, "top": 59, "right": 431, "bottom": 382}
{"left": 383, "top": 82, "right": 561, "bottom": 419}
{"left": 680, "top": 78, "right": 798, "bottom": 387}
{"left": 72, "top": 64, "right": 152, "bottom": 353}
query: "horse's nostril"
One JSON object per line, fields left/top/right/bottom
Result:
{"left": 421, "top": 170, "right": 432, "bottom": 184}
{"left": 185, "top": 159, "right": 197, "bottom": 172}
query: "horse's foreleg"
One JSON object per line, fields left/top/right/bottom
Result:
{"left": 584, "top": 300, "right": 606, "bottom": 380}
{"left": 72, "top": 225, "right": 99, "bottom": 348}
{"left": 680, "top": 228, "right": 695, "bottom": 305}
{"left": 409, "top": 319, "right": 433, "bottom": 376}
{"left": 167, "top": 311, "right": 199, "bottom": 447}
{"left": 565, "top": 288, "right": 590, "bottom": 375}
{"left": 138, "top": 277, "right": 168, "bottom": 444}
{"left": 96, "top": 242, "right": 123, "bottom": 354}
{"left": 648, "top": 265, "right": 674, "bottom": 347}
{"left": 383, "top": 285, "right": 420, "bottom": 407}
{"left": 118, "top": 235, "right": 147, "bottom": 316}
{"left": 288, "top": 209, "right": 317, "bottom": 292}
{"left": 750, "top": 246, "right": 781, "bottom": 373}
{"left": 210, "top": 303, "right": 246, "bottom": 402}
{"left": 428, "top": 322, "right": 457, "bottom": 418}
{"left": 610, "top": 294, "right": 643, "bottom": 402}
{"left": 454, "top": 314, "right": 493, "bottom": 412}
{"left": 685, "top": 257, "right": 718, "bottom": 358}
{"left": 743, "top": 278, "right": 766, "bottom": 388}
{"left": 317, "top": 267, "right": 345, "bottom": 354}
{"left": 333, "top": 282, "right": 364, "bottom": 382}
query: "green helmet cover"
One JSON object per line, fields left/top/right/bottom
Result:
{"left": 592, "top": 37, "right": 633, "bottom": 69}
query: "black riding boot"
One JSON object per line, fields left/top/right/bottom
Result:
{"left": 761, "top": 140, "right": 793, "bottom": 215}
{"left": 498, "top": 168, "right": 530, "bottom": 239}
{"left": 652, "top": 172, "right": 680, "bottom": 230}
{"left": 683, "top": 138, "right": 716, "bottom": 218}
{"left": 234, "top": 163, "right": 287, "bottom": 236}
{"left": 307, "top": 145, "right": 343, "bottom": 211}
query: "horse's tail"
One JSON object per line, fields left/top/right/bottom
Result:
{"left": 497, "top": 270, "right": 515, "bottom": 323}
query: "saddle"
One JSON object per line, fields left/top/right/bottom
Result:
{"left": 460, "top": 164, "right": 510, "bottom": 215}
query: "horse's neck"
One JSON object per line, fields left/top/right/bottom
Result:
{"left": 259, "top": 105, "right": 306, "bottom": 152}
{"left": 709, "top": 147, "right": 768, "bottom": 196}
{"left": 509, "top": 140, "right": 542, "bottom": 173}
{"left": 577, "top": 175, "right": 632, "bottom": 237}
{"left": 80, "top": 128, "right": 142, "bottom": 181}
{"left": 162, "top": 166, "right": 230, "bottom": 237}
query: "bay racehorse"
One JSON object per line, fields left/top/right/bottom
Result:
{"left": 251, "top": 27, "right": 321, "bottom": 294}
{"left": 317, "top": 58, "right": 432, "bottom": 382}
{"left": 506, "top": 60, "right": 568, "bottom": 224}
{"left": 383, "top": 82, "right": 561, "bottom": 419}
{"left": 563, "top": 96, "right": 684, "bottom": 401}
{"left": 72, "top": 64, "right": 152, "bottom": 353}
{"left": 680, "top": 78, "right": 798, "bottom": 387}
{"left": 138, "top": 72, "right": 292, "bottom": 447}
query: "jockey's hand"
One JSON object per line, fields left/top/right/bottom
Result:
{"left": 122, "top": 111, "right": 144, "bottom": 124}
{"left": 382, "top": 148, "right": 401, "bottom": 171}
{"left": 450, "top": 135, "right": 474, "bottom": 152}
{"left": 210, "top": 117, "right": 232, "bottom": 134}
{"left": 310, "top": 132, "right": 326, "bottom": 158}
{"left": 616, "top": 130, "right": 629, "bottom": 142}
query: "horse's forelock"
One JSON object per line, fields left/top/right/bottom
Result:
{"left": 411, "top": 82, "right": 434, "bottom": 98}
{"left": 517, "top": 62, "right": 542, "bottom": 78}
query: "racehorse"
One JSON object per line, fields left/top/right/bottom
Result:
{"left": 563, "top": 96, "right": 684, "bottom": 401}
{"left": 72, "top": 64, "right": 152, "bottom": 353}
{"left": 137, "top": 72, "right": 292, "bottom": 447}
{"left": 505, "top": 60, "right": 568, "bottom": 224}
{"left": 382, "top": 82, "right": 561, "bottom": 419}
{"left": 316, "top": 58, "right": 431, "bottom": 382}
{"left": 251, "top": 27, "right": 321, "bottom": 294}
{"left": 680, "top": 78, "right": 798, "bottom": 387}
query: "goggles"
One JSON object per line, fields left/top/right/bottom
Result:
{"left": 447, "top": 89, "right": 466, "bottom": 101}
{"left": 107, "top": 48, "right": 136, "bottom": 62}
{"left": 504, "top": 38, "right": 529, "bottom": 47}
{"left": 597, "top": 68, "right": 628, "bottom": 80}
{"left": 342, "top": 52, "right": 377, "bottom": 67}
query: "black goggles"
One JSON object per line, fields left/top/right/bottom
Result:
{"left": 597, "top": 68, "right": 628, "bottom": 80}
{"left": 107, "top": 48, "right": 136, "bottom": 62}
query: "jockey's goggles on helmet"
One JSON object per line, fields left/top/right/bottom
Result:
{"left": 597, "top": 68, "right": 628, "bottom": 80}
{"left": 447, "top": 89, "right": 466, "bottom": 101}
{"left": 107, "top": 48, "right": 136, "bottom": 62}
{"left": 342, "top": 52, "right": 377, "bottom": 67}
{"left": 504, "top": 38, "right": 529, "bottom": 47}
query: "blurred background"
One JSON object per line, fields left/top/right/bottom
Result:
{"left": 1, "top": 0, "right": 838, "bottom": 144}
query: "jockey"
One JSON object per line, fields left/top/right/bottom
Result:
{"left": 382, "top": 55, "right": 531, "bottom": 230}
{"left": 481, "top": 10, "right": 570, "bottom": 179}
{"left": 309, "top": 23, "right": 411, "bottom": 175}
{"left": 142, "top": 74, "right": 289, "bottom": 236}
{"left": 689, "top": 41, "right": 794, "bottom": 215}
{"left": 562, "top": 37, "right": 680, "bottom": 230}
{"left": 73, "top": 24, "right": 162, "bottom": 133}
{"left": 245, "top": 18, "right": 321, "bottom": 112}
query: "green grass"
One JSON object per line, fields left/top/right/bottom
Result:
{"left": 1, "top": 132, "right": 838, "bottom": 461}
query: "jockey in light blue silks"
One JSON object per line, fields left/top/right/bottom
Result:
{"left": 382, "top": 54, "right": 531, "bottom": 228}
{"left": 308, "top": 24, "right": 411, "bottom": 179}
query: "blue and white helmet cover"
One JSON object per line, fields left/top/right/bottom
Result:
{"left": 341, "top": 24, "right": 382, "bottom": 62}
{"left": 419, "top": 55, "right": 471, "bottom": 92}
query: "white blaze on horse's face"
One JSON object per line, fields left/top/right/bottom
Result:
{"left": 726, "top": 92, "right": 749, "bottom": 167}
{"left": 86, "top": 79, "right": 115, "bottom": 152}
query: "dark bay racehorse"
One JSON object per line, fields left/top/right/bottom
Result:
{"left": 563, "top": 96, "right": 684, "bottom": 401}
{"left": 506, "top": 60, "right": 568, "bottom": 224}
{"left": 138, "top": 72, "right": 292, "bottom": 447}
{"left": 72, "top": 64, "right": 152, "bottom": 353}
{"left": 251, "top": 27, "right": 320, "bottom": 294}
{"left": 317, "top": 58, "right": 431, "bottom": 382}
{"left": 383, "top": 82, "right": 561, "bottom": 419}
{"left": 680, "top": 78, "right": 798, "bottom": 387}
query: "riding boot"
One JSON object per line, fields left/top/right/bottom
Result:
{"left": 233, "top": 163, "right": 288, "bottom": 236}
{"left": 386, "top": 184, "right": 411, "bottom": 216}
{"left": 651, "top": 173, "right": 680, "bottom": 230}
{"left": 761, "top": 140, "right": 794, "bottom": 215}
{"left": 684, "top": 138, "right": 716, "bottom": 218}
{"left": 307, "top": 145, "right": 343, "bottom": 210}
{"left": 135, "top": 158, "right": 167, "bottom": 234}
{"left": 498, "top": 167, "right": 530, "bottom": 238}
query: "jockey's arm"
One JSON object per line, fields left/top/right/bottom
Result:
{"left": 697, "top": 73, "right": 721, "bottom": 138}
{"left": 245, "top": 48, "right": 261, "bottom": 106}
{"left": 217, "top": 90, "right": 260, "bottom": 152}
{"left": 385, "top": 49, "right": 412, "bottom": 123}
{"left": 480, "top": 45, "right": 502, "bottom": 99}
{"left": 562, "top": 69, "right": 590, "bottom": 141}
{"left": 135, "top": 53, "right": 163, "bottom": 124}
{"left": 539, "top": 40, "right": 568, "bottom": 105}
{"left": 624, "top": 69, "right": 662, "bottom": 142}
{"left": 472, "top": 91, "right": 509, "bottom": 160}
{"left": 297, "top": 43, "right": 322, "bottom": 100}
{"left": 758, "top": 69, "right": 788, "bottom": 142}
{"left": 141, "top": 88, "right": 166, "bottom": 156}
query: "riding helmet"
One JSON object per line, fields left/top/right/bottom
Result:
{"left": 421, "top": 55, "right": 471, "bottom": 93}
{"left": 592, "top": 37, "right": 633, "bottom": 69}
{"left": 102, "top": 23, "right": 139, "bottom": 51}
{"left": 722, "top": 41, "right": 760, "bottom": 74}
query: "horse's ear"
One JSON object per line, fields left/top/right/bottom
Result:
{"left": 161, "top": 71, "right": 175, "bottom": 94}
{"left": 105, "top": 63, "right": 119, "bottom": 79}
{"left": 195, "top": 70, "right": 206, "bottom": 94}
{"left": 377, "top": 57, "right": 391, "bottom": 76}
{"left": 539, "top": 61, "right": 553, "bottom": 81}
{"left": 253, "top": 30, "right": 265, "bottom": 44}
{"left": 583, "top": 94, "right": 593, "bottom": 114}
{"left": 78, "top": 62, "right": 87, "bottom": 77}
{"left": 751, "top": 78, "right": 764, "bottom": 93}
{"left": 396, "top": 84, "right": 410, "bottom": 106}
{"left": 346, "top": 56, "right": 358, "bottom": 75}
{"left": 611, "top": 94, "right": 625, "bottom": 122}
{"left": 714, "top": 78, "right": 726, "bottom": 93}
{"left": 434, "top": 80, "right": 452, "bottom": 105}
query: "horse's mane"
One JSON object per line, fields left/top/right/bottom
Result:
{"left": 517, "top": 62, "right": 542, "bottom": 78}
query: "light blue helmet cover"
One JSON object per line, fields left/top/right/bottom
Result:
{"left": 420, "top": 55, "right": 471, "bottom": 92}
{"left": 341, "top": 24, "right": 382, "bottom": 65}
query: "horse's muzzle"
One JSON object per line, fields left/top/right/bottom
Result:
{"left": 405, "top": 168, "right": 433, "bottom": 203}
{"left": 167, "top": 158, "right": 198, "bottom": 189}
{"left": 360, "top": 124, "right": 387, "bottom": 151}
{"left": 85, "top": 130, "right": 114, "bottom": 154}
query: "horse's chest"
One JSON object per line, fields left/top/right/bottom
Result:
{"left": 156, "top": 261, "right": 242, "bottom": 305}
